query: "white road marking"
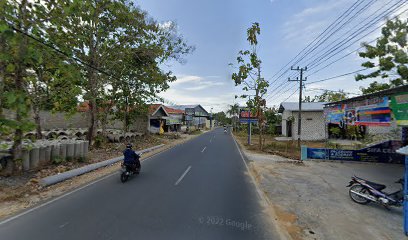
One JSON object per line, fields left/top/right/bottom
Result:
{"left": 0, "top": 150, "right": 163, "bottom": 226}
{"left": 201, "top": 147, "right": 207, "bottom": 153}
{"left": 59, "top": 222, "right": 69, "bottom": 228}
{"left": 174, "top": 166, "right": 192, "bottom": 186}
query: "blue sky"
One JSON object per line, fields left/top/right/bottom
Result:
{"left": 137, "top": 0, "right": 408, "bottom": 112}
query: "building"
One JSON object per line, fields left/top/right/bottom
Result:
{"left": 324, "top": 85, "right": 408, "bottom": 140}
{"left": 148, "top": 104, "right": 184, "bottom": 133}
{"left": 278, "top": 102, "right": 327, "bottom": 141}
{"left": 171, "top": 105, "right": 210, "bottom": 129}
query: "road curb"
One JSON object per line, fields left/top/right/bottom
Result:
{"left": 39, "top": 144, "right": 165, "bottom": 187}
{"left": 231, "top": 133, "right": 291, "bottom": 240}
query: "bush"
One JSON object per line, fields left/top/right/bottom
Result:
{"left": 93, "top": 135, "right": 105, "bottom": 148}
{"left": 52, "top": 156, "right": 65, "bottom": 165}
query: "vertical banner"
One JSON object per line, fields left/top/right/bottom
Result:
{"left": 391, "top": 93, "right": 408, "bottom": 126}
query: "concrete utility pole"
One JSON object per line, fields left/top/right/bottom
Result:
{"left": 288, "top": 66, "right": 307, "bottom": 147}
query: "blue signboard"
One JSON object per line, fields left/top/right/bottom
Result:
{"left": 305, "top": 140, "right": 404, "bottom": 163}
{"left": 240, "top": 118, "right": 258, "bottom": 124}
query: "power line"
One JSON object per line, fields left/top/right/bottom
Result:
{"left": 268, "top": 0, "right": 405, "bottom": 99}
{"left": 266, "top": 0, "right": 366, "bottom": 90}
{"left": 305, "top": 68, "right": 367, "bottom": 85}
{"left": 306, "top": 0, "right": 407, "bottom": 70}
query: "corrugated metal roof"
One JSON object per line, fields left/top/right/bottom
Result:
{"left": 278, "top": 102, "right": 327, "bottom": 113}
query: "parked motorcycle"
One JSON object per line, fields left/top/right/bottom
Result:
{"left": 347, "top": 176, "right": 404, "bottom": 209}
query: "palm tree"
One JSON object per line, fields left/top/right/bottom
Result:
{"left": 227, "top": 103, "right": 240, "bottom": 131}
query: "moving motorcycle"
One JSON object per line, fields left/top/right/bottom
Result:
{"left": 347, "top": 176, "right": 404, "bottom": 209}
{"left": 120, "top": 152, "right": 142, "bottom": 183}
{"left": 120, "top": 163, "right": 141, "bottom": 183}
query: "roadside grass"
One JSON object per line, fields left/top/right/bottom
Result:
{"left": 234, "top": 130, "right": 326, "bottom": 160}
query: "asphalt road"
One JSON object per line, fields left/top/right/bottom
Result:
{"left": 0, "top": 128, "right": 279, "bottom": 240}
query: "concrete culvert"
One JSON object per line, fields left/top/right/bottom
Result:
{"left": 58, "top": 136, "right": 69, "bottom": 140}
{"left": 66, "top": 143, "right": 75, "bottom": 159}
{"left": 29, "top": 148, "right": 40, "bottom": 169}
{"left": 58, "top": 131, "right": 67, "bottom": 136}
{"left": 75, "top": 132, "right": 82, "bottom": 138}
{"left": 119, "top": 136, "right": 124, "bottom": 142}
{"left": 47, "top": 132, "right": 57, "bottom": 140}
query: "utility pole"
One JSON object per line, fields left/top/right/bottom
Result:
{"left": 248, "top": 96, "right": 251, "bottom": 145}
{"left": 288, "top": 66, "right": 307, "bottom": 147}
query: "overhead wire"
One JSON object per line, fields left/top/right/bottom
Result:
{"left": 266, "top": 0, "right": 366, "bottom": 90}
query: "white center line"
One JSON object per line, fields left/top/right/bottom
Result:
{"left": 174, "top": 166, "right": 192, "bottom": 186}
{"left": 201, "top": 146, "right": 207, "bottom": 152}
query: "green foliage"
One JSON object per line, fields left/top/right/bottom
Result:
{"left": 304, "top": 90, "right": 348, "bottom": 102}
{"left": 356, "top": 18, "right": 408, "bottom": 94}
{"left": 213, "top": 111, "right": 231, "bottom": 125}
{"left": 52, "top": 156, "right": 65, "bottom": 165}
{"left": 231, "top": 22, "right": 268, "bottom": 149}
{"left": 329, "top": 126, "right": 341, "bottom": 138}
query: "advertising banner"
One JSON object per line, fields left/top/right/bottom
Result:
{"left": 390, "top": 93, "right": 408, "bottom": 126}
{"left": 324, "top": 96, "right": 392, "bottom": 127}
{"left": 239, "top": 109, "right": 258, "bottom": 124}
{"left": 306, "top": 140, "right": 404, "bottom": 163}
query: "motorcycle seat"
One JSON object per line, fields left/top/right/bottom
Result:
{"left": 356, "top": 177, "right": 386, "bottom": 191}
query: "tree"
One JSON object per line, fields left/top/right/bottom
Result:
{"left": 226, "top": 103, "right": 239, "bottom": 131}
{"left": 356, "top": 18, "right": 408, "bottom": 94}
{"left": 304, "top": 90, "right": 348, "bottom": 102}
{"left": 264, "top": 107, "right": 281, "bottom": 135}
{"left": 231, "top": 22, "right": 269, "bottom": 149}
{"left": 50, "top": 0, "right": 193, "bottom": 145}
{"left": 213, "top": 112, "right": 230, "bottom": 125}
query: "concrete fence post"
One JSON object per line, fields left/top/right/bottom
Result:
{"left": 66, "top": 143, "right": 75, "bottom": 160}
{"left": 22, "top": 149, "right": 30, "bottom": 171}
{"left": 60, "top": 143, "right": 67, "bottom": 161}
{"left": 39, "top": 146, "right": 47, "bottom": 165}
{"left": 29, "top": 147, "right": 40, "bottom": 169}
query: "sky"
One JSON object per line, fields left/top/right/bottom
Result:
{"left": 136, "top": 0, "right": 408, "bottom": 113}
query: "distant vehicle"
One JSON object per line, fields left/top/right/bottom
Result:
{"left": 347, "top": 176, "right": 404, "bottom": 209}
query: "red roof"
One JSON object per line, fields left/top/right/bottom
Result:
{"left": 164, "top": 106, "right": 184, "bottom": 114}
{"left": 149, "top": 104, "right": 163, "bottom": 114}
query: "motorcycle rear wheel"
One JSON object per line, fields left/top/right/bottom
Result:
{"left": 349, "top": 184, "right": 371, "bottom": 204}
{"left": 121, "top": 172, "right": 129, "bottom": 183}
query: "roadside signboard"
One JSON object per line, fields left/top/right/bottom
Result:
{"left": 391, "top": 92, "right": 408, "bottom": 126}
{"left": 324, "top": 96, "right": 392, "bottom": 127}
{"left": 185, "top": 108, "right": 195, "bottom": 116}
{"left": 239, "top": 109, "right": 258, "bottom": 124}
{"left": 305, "top": 140, "right": 404, "bottom": 163}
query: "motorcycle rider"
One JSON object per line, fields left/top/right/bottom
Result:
{"left": 123, "top": 144, "right": 141, "bottom": 172}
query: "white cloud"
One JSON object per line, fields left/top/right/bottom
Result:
{"left": 170, "top": 75, "right": 202, "bottom": 85}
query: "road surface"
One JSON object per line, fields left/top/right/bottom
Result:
{"left": 0, "top": 128, "right": 280, "bottom": 240}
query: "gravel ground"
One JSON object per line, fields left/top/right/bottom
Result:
{"left": 235, "top": 134, "right": 406, "bottom": 240}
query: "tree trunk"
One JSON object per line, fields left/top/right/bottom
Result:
{"left": 7, "top": 0, "right": 28, "bottom": 176}
{"left": 32, "top": 73, "right": 42, "bottom": 139}
{"left": 33, "top": 104, "right": 42, "bottom": 139}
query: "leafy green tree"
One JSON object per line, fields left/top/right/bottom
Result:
{"left": 50, "top": 0, "right": 193, "bottom": 145}
{"left": 304, "top": 90, "right": 348, "bottom": 102}
{"left": 227, "top": 103, "right": 239, "bottom": 131}
{"left": 213, "top": 111, "right": 230, "bottom": 125}
{"left": 0, "top": 0, "right": 49, "bottom": 175}
{"left": 356, "top": 18, "right": 408, "bottom": 94}
{"left": 264, "top": 107, "right": 281, "bottom": 135}
{"left": 231, "top": 22, "right": 269, "bottom": 149}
